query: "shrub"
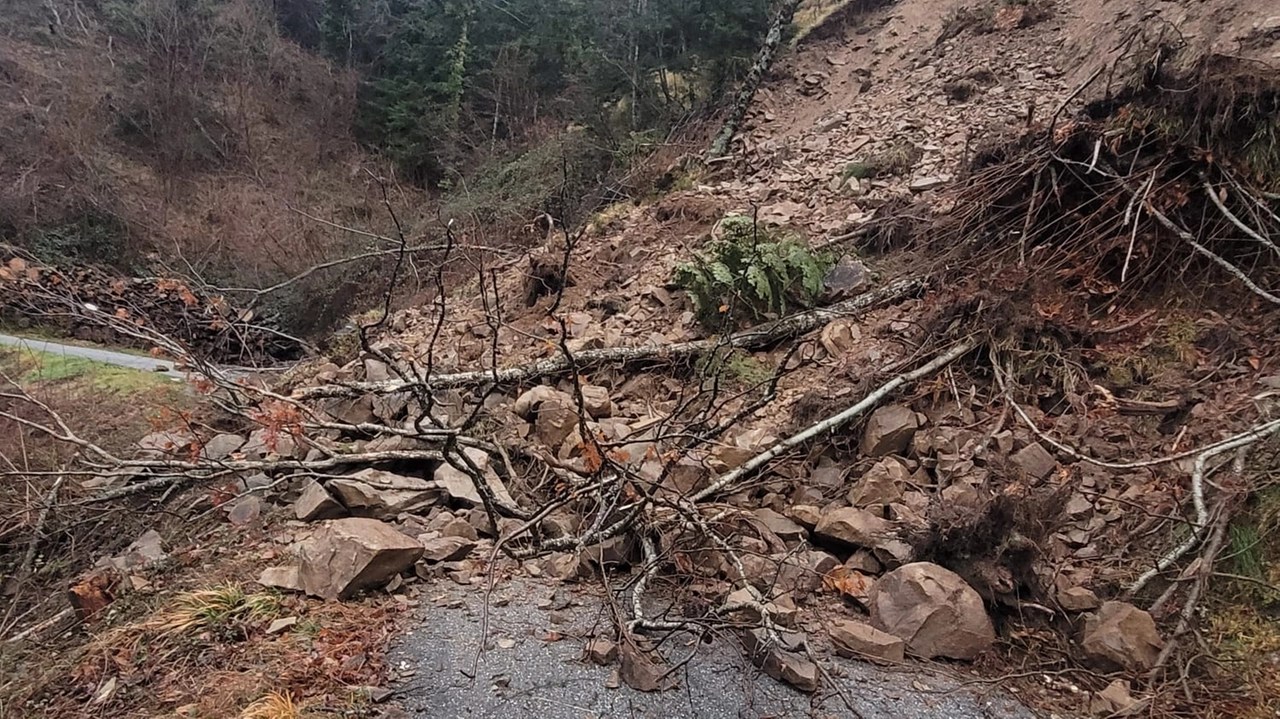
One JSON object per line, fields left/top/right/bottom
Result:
{"left": 674, "top": 216, "right": 832, "bottom": 330}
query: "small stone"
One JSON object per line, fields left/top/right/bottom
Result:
{"left": 586, "top": 638, "right": 618, "bottom": 665}
{"left": 1012, "top": 442, "right": 1056, "bottom": 480}
{"left": 830, "top": 620, "right": 905, "bottom": 664}
{"left": 258, "top": 566, "right": 303, "bottom": 592}
{"left": 908, "top": 176, "right": 947, "bottom": 193}
{"left": 226, "top": 495, "right": 261, "bottom": 526}
{"left": 814, "top": 507, "right": 895, "bottom": 548}
{"left": 1081, "top": 601, "right": 1164, "bottom": 672}
{"left": 419, "top": 536, "right": 476, "bottom": 563}
{"left": 741, "top": 628, "right": 819, "bottom": 692}
{"left": 820, "top": 257, "right": 872, "bottom": 303}
{"left": 752, "top": 508, "right": 807, "bottom": 545}
{"left": 201, "top": 433, "right": 245, "bottom": 460}
{"left": 1091, "top": 679, "right": 1143, "bottom": 716}
{"left": 862, "top": 405, "right": 919, "bottom": 457}
{"left": 295, "top": 480, "right": 347, "bottom": 521}
{"left": 848, "top": 457, "right": 910, "bottom": 507}
{"left": 1059, "top": 586, "right": 1101, "bottom": 612}
{"left": 267, "top": 616, "right": 298, "bottom": 634}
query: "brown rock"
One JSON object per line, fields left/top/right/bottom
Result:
{"left": 787, "top": 505, "right": 822, "bottom": 529}
{"left": 774, "top": 550, "right": 841, "bottom": 596}
{"left": 752, "top": 508, "right": 807, "bottom": 545}
{"left": 844, "top": 549, "right": 882, "bottom": 575}
{"left": 847, "top": 457, "right": 910, "bottom": 507}
{"left": 513, "top": 387, "right": 580, "bottom": 448}
{"left": 814, "top": 507, "right": 895, "bottom": 548}
{"left": 441, "top": 517, "right": 480, "bottom": 541}
{"left": 869, "top": 562, "right": 995, "bottom": 660}
{"left": 820, "top": 257, "right": 871, "bottom": 304}
{"left": 258, "top": 565, "right": 303, "bottom": 592}
{"left": 1081, "top": 602, "right": 1164, "bottom": 672}
{"left": 135, "top": 430, "right": 195, "bottom": 459}
{"left": 297, "top": 518, "right": 424, "bottom": 600}
{"left": 69, "top": 569, "right": 120, "bottom": 622}
{"left": 226, "top": 495, "right": 261, "bottom": 526}
{"left": 433, "top": 448, "right": 515, "bottom": 508}
{"left": 295, "top": 480, "right": 348, "bottom": 521}
{"left": 579, "top": 384, "right": 613, "bottom": 418}
{"left": 322, "top": 395, "right": 377, "bottom": 426}
{"left": 1012, "top": 442, "right": 1056, "bottom": 480}
{"left": 418, "top": 536, "right": 476, "bottom": 563}
{"left": 1059, "top": 586, "right": 1101, "bottom": 612}
{"left": 861, "top": 405, "right": 919, "bottom": 457}
{"left": 240, "top": 427, "right": 301, "bottom": 459}
{"left": 329, "top": 469, "right": 440, "bottom": 518}
{"left": 200, "top": 433, "right": 245, "bottom": 460}
{"left": 741, "top": 628, "right": 819, "bottom": 692}
{"left": 830, "top": 620, "right": 905, "bottom": 664}
{"left": 586, "top": 638, "right": 618, "bottom": 665}
{"left": 1090, "top": 679, "right": 1144, "bottom": 716}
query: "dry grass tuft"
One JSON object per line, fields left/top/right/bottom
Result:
{"left": 240, "top": 691, "right": 301, "bottom": 719}
{"left": 142, "top": 584, "right": 282, "bottom": 636}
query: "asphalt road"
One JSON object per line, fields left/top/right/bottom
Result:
{"left": 0, "top": 333, "right": 186, "bottom": 379}
{"left": 387, "top": 579, "right": 1039, "bottom": 719}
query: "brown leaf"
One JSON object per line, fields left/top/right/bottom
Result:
{"left": 618, "top": 642, "right": 673, "bottom": 692}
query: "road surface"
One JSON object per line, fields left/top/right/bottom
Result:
{"left": 0, "top": 333, "right": 185, "bottom": 379}
{"left": 387, "top": 579, "right": 1039, "bottom": 719}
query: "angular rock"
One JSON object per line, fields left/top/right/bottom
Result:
{"left": 258, "top": 565, "right": 303, "bottom": 592}
{"left": 201, "top": 433, "right": 244, "bottom": 460}
{"left": 103, "top": 529, "right": 167, "bottom": 572}
{"left": 267, "top": 616, "right": 299, "bottom": 634}
{"left": 1011, "top": 442, "right": 1056, "bottom": 481}
{"left": 820, "top": 257, "right": 871, "bottom": 304}
{"left": 433, "top": 448, "right": 515, "bottom": 508}
{"left": 830, "top": 620, "right": 905, "bottom": 664}
{"left": 847, "top": 457, "right": 910, "bottom": 507}
{"left": 136, "top": 430, "right": 195, "bottom": 459}
{"left": 241, "top": 428, "right": 301, "bottom": 460}
{"left": 329, "top": 469, "right": 440, "bottom": 518}
{"left": 868, "top": 562, "right": 995, "bottom": 660}
{"left": 226, "top": 495, "right": 261, "bottom": 526}
{"left": 579, "top": 384, "right": 613, "bottom": 418}
{"left": 773, "top": 550, "right": 841, "bottom": 596}
{"left": 295, "top": 480, "right": 348, "bottom": 521}
{"left": 297, "top": 518, "right": 424, "bottom": 600}
{"left": 814, "top": 507, "right": 895, "bottom": 548}
{"left": 441, "top": 516, "right": 480, "bottom": 541}
{"left": 861, "top": 405, "right": 919, "bottom": 457}
{"left": 908, "top": 176, "right": 947, "bottom": 193}
{"left": 1058, "top": 586, "right": 1100, "bottom": 612}
{"left": 418, "top": 536, "right": 476, "bottom": 563}
{"left": 787, "top": 505, "right": 822, "bottom": 529}
{"left": 322, "top": 395, "right": 377, "bottom": 426}
{"left": 513, "top": 386, "right": 580, "bottom": 448}
{"left": 1080, "top": 601, "right": 1164, "bottom": 672}
{"left": 1090, "top": 679, "right": 1143, "bottom": 716}
{"left": 741, "top": 628, "right": 819, "bottom": 692}
{"left": 752, "top": 508, "right": 807, "bottom": 546}
{"left": 844, "top": 549, "right": 882, "bottom": 575}
{"left": 586, "top": 638, "right": 618, "bottom": 665}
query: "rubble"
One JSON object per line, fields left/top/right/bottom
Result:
{"left": 295, "top": 480, "right": 348, "bottom": 521}
{"left": 328, "top": 469, "right": 440, "bottom": 518}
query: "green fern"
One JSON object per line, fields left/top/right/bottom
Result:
{"left": 674, "top": 216, "right": 833, "bottom": 330}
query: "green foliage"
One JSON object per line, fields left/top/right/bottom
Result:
{"left": 328, "top": 0, "right": 771, "bottom": 187}
{"left": 675, "top": 216, "right": 832, "bottom": 330}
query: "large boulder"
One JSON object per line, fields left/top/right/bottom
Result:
{"left": 861, "top": 404, "right": 919, "bottom": 457}
{"left": 328, "top": 469, "right": 440, "bottom": 518}
{"left": 1080, "top": 602, "right": 1164, "bottom": 671}
{"left": 868, "top": 562, "right": 995, "bottom": 660}
{"left": 297, "top": 518, "right": 423, "bottom": 600}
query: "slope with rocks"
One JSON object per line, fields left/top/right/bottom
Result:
{"left": 4, "top": 1, "right": 1280, "bottom": 718}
